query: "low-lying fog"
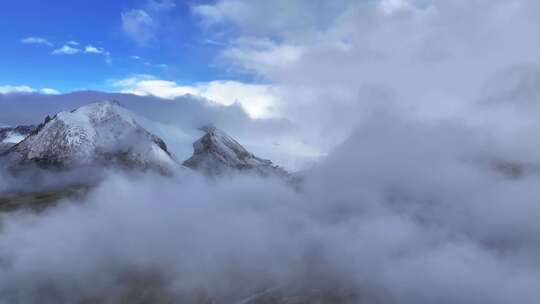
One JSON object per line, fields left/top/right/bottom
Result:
{"left": 1, "top": 109, "right": 540, "bottom": 303}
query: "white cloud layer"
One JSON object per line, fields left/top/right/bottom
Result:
{"left": 21, "top": 37, "right": 109, "bottom": 60}
{"left": 39, "top": 88, "right": 62, "bottom": 95}
{"left": 121, "top": 0, "right": 178, "bottom": 46}
{"left": 51, "top": 45, "right": 80, "bottom": 55}
{"left": 121, "top": 9, "right": 155, "bottom": 45}
{"left": 49, "top": 44, "right": 110, "bottom": 62}
{"left": 20, "top": 36, "right": 53, "bottom": 46}
{"left": 2, "top": 109, "right": 540, "bottom": 302}
{"left": 194, "top": 0, "right": 540, "bottom": 151}
{"left": 84, "top": 46, "right": 100, "bottom": 53}
{"left": 112, "top": 75, "right": 279, "bottom": 119}
{"left": 3, "top": 2, "right": 540, "bottom": 302}
{"left": 379, "top": 0, "right": 415, "bottom": 15}
{"left": 0, "top": 85, "right": 60, "bottom": 95}
{"left": 84, "top": 45, "right": 111, "bottom": 62}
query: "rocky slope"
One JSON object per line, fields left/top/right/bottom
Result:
{"left": 1, "top": 101, "right": 176, "bottom": 171}
{"left": 183, "top": 124, "right": 288, "bottom": 177}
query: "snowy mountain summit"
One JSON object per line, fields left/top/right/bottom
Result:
{"left": 183, "top": 124, "right": 288, "bottom": 177}
{"left": 2, "top": 101, "right": 176, "bottom": 170}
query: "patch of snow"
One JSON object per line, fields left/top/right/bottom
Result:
{"left": 149, "top": 143, "right": 176, "bottom": 166}
{"left": 2, "top": 132, "right": 26, "bottom": 144}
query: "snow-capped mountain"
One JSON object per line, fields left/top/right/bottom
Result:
{"left": 183, "top": 124, "right": 288, "bottom": 176}
{"left": 2, "top": 101, "right": 176, "bottom": 171}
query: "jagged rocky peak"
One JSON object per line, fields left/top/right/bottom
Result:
{"left": 183, "top": 124, "right": 288, "bottom": 176}
{"left": 2, "top": 101, "right": 176, "bottom": 171}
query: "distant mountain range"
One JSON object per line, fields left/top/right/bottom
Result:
{"left": 0, "top": 101, "right": 288, "bottom": 177}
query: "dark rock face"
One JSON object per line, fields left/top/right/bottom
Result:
{"left": 183, "top": 124, "right": 288, "bottom": 177}
{"left": 2, "top": 101, "right": 176, "bottom": 171}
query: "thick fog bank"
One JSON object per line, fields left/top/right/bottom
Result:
{"left": 1, "top": 113, "right": 540, "bottom": 303}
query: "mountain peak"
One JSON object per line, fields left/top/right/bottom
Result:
{"left": 199, "top": 123, "right": 217, "bottom": 133}
{"left": 59, "top": 100, "right": 135, "bottom": 127}
{"left": 3, "top": 101, "right": 176, "bottom": 171}
{"left": 183, "top": 125, "right": 288, "bottom": 177}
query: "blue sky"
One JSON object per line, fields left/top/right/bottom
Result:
{"left": 0, "top": 0, "right": 233, "bottom": 92}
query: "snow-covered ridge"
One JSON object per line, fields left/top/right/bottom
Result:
{"left": 3, "top": 101, "right": 176, "bottom": 170}
{"left": 183, "top": 124, "right": 288, "bottom": 176}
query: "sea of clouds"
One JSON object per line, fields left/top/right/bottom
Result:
{"left": 2, "top": 0, "right": 540, "bottom": 303}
